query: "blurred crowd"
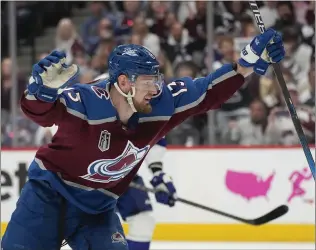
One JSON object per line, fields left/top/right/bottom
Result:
{"left": 1, "top": 1, "right": 315, "bottom": 147}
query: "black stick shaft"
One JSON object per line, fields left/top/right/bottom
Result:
{"left": 129, "top": 182, "right": 288, "bottom": 226}
{"left": 248, "top": 1, "right": 315, "bottom": 180}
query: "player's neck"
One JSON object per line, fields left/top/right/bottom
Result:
{"left": 110, "top": 86, "right": 134, "bottom": 124}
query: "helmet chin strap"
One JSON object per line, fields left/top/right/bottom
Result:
{"left": 114, "top": 82, "right": 137, "bottom": 112}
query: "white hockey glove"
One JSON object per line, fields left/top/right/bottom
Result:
{"left": 27, "top": 51, "right": 79, "bottom": 102}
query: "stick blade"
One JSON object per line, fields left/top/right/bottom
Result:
{"left": 250, "top": 205, "right": 289, "bottom": 226}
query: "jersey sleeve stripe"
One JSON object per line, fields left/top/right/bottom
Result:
{"left": 175, "top": 67, "right": 238, "bottom": 114}
{"left": 174, "top": 92, "right": 206, "bottom": 114}
{"left": 59, "top": 97, "right": 117, "bottom": 125}
{"left": 207, "top": 68, "right": 238, "bottom": 90}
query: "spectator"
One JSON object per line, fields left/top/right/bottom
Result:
{"left": 273, "top": 1, "right": 314, "bottom": 45}
{"left": 91, "top": 38, "right": 116, "bottom": 74}
{"left": 1, "top": 124, "right": 11, "bottom": 147}
{"left": 260, "top": 68, "right": 296, "bottom": 109}
{"left": 303, "top": 1, "right": 315, "bottom": 49}
{"left": 261, "top": 26, "right": 313, "bottom": 109}
{"left": 81, "top": 2, "right": 117, "bottom": 55}
{"left": 89, "top": 17, "right": 115, "bottom": 54}
{"left": 99, "top": 18, "right": 114, "bottom": 40}
{"left": 90, "top": 55, "right": 103, "bottom": 74}
{"left": 114, "top": 0, "right": 146, "bottom": 43}
{"left": 273, "top": 1, "right": 296, "bottom": 30}
{"left": 183, "top": 1, "right": 206, "bottom": 42}
{"left": 156, "top": 50, "right": 174, "bottom": 82}
{"left": 73, "top": 51, "right": 91, "bottom": 73}
{"left": 132, "top": 15, "right": 161, "bottom": 57}
{"left": 1, "top": 0, "right": 314, "bottom": 148}
{"left": 55, "top": 18, "right": 85, "bottom": 65}
{"left": 301, "top": 56, "right": 315, "bottom": 107}
{"left": 176, "top": 2, "right": 196, "bottom": 24}
{"left": 6, "top": 113, "right": 39, "bottom": 147}
{"left": 174, "top": 61, "right": 199, "bottom": 80}
{"left": 267, "top": 84, "right": 315, "bottom": 145}
{"left": 229, "top": 99, "right": 272, "bottom": 145}
{"left": 213, "top": 36, "right": 236, "bottom": 70}
{"left": 239, "top": 14, "right": 258, "bottom": 38}
{"left": 1, "top": 58, "right": 26, "bottom": 112}
{"left": 165, "top": 12, "right": 178, "bottom": 33}
{"left": 292, "top": 1, "right": 310, "bottom": 25}
{"left": 219, "top": 1, "right": 248, "bottom": 35}
{"left": 162, "top": 21, "right": 193, "bottom": 67}
{"left": 279, "top": 26, "right": 313, "bottom": 94}
{"left": 146, "top": 1, "right": 171, "bottom": 40}
{"left": 258, "top": 1, "right": 279, "bottom": 28}
{"left": 305, "top": 1, "right": 315, "bottom": 26}
{"left": 183, "top": 1, "right": 213, "bottom": 67}
{"left": 121, "top": 0, "right": 144, "bottom": 24}
{"left": 213, "top": 36, "right": 254, "bottom": 143}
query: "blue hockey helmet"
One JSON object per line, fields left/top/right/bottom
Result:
{"left": 108, "top": 44, "right": 162, "bottom": 84}
{"left": 108, "top": 44, "right": 164, "bottom": 112}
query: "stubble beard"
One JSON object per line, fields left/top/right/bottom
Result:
{"left": 133, "top": 100, "right": 152, "bottom": 114}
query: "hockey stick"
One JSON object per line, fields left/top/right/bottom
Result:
{"left": 248, "top": 1, "right": 315, "bottom": 180}
{"left": 129, "top": 182, "right": 288, "bottom": 226}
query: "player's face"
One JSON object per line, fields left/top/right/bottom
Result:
{"left": 133, "top": 75, "right": 161, "bottom": 114}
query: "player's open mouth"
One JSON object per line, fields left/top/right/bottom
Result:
{"left": 144, "top": 97, "right": 151, "bottom": 102}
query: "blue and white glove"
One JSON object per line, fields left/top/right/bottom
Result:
{"left": 28, "top": 51, "right": 79, "bottom": 103}
{"left": 238, "top": 28, "right": 285, "bottom": 76}
{"left": 150, "top": 171, "right": 177, "bottom": 207}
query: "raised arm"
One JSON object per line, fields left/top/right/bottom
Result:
{"left": 165, "top": 28, "right": 285, "bottom": 131}
{"left": 20, "top": 51, "right": 84, "bottom": 127}
{"left": 21, "top": 86, "right": 86, "bottom": 127}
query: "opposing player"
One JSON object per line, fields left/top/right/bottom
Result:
{"left": 2, "top": 28, "right": 285, "bottom": 250}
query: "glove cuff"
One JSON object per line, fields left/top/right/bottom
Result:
{"left": 28, "top": 76, "right": 60, "bottom": 103}
{"left": 36, "top": 85, "right": 60, "bottom": 103}
{"left": 240, "top": 44, "right": 259, "bottom": 65}
{"left": 253, "top": 58, "right": 270, "bottom": 75}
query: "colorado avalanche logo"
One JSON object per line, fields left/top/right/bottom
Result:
{"left": 80, "top": 141, "right": 150, "bottom": 183}
{"left": 91, "top": 85, "right": 109, "bottom": 100}
{"left": 111, "top": 232, "right": 126, "bottom": 245}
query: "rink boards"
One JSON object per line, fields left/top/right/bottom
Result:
{"left": 1, "top": 146, "right": 315, "bottom": 242}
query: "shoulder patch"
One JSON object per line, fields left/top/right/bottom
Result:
{"left": 91, "top": 86, "right": 110, "bottom": 100}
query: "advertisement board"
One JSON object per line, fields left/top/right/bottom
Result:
{"left": 1, "top": 147, "right": 315, "bottom": 241}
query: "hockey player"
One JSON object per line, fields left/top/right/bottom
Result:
{"left": 2, "top": 28, "right": 285, "bottom": 250}
{"left": 93, "top": 74, "right": 171, "bottom": 250}
{"left": 34, "top": 76, "right": 171, "bottom": 250}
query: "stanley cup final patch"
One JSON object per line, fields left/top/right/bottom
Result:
{"left": 98, "top": 130, "right": 111, "bottom": 152}
{"left": 111, "top": 232, "right": 126, "bottom": 245}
